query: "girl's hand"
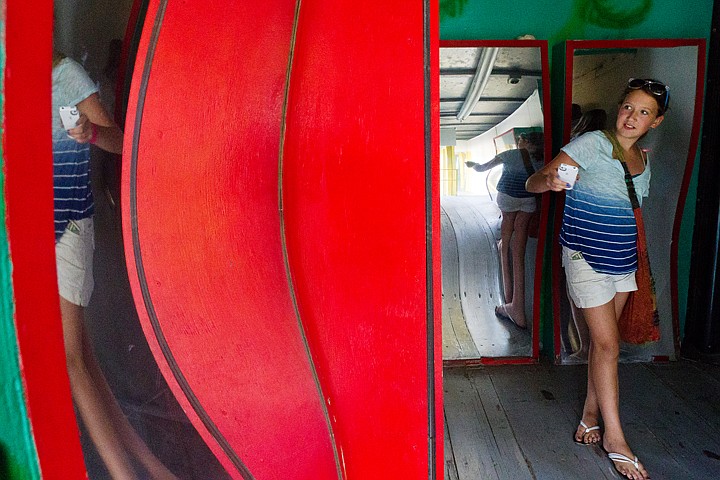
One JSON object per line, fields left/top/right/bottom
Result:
{"left": 546, "top": 167, "right": 578, "bottom": 192}
{"left": 526, "top": 152, "right": 579, "bottom": 194}
{"left": 67, "top": 113, "right": 95, "bottom": 144}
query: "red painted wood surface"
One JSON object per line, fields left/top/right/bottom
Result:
{"left": 122, "top": 0, "right": 339, "bottom": 478}
{"left": 123, "top": 0, "right": 439, "bottom": 478}
{"left": 282, "top": 1, "right": 434, "bottom": 478}
{"left": 4, "top": 0, "right": 87, "bottom": 477}
{"left": 431, "top": 1, "right": 443, "bottom": 475}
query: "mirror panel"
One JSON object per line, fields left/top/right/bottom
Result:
{"left": 440, "top": 40, "right": 550, "bottom": 363}
{"left": 555, "top": 39, "right": 706, "bottom": 364}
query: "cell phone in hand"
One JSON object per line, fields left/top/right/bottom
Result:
{"left": 557, "top": 163, "right": 579, "bottom": 190}
{"left": 59, "top": 106, "right": 80, "bottom": 130}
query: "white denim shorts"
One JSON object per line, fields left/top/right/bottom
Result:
{"left": 496, "top": 192, "right": 537, "bottom": 213}
{"left": 56, "top": 218, "right": 95, "bottom": 307}
{"left": 562, "top": 247, "right": 637, "bottom": 309}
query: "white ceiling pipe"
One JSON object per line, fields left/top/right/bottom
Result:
{"left": 456, "top": 47, "right": 500, "bottom": 122}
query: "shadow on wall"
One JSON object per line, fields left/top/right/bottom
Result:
{"left": 0, "top": 444, "right": 10, "bottom": 479}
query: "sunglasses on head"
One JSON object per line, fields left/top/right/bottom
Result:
{"left": 627, "top": 78, "right": 670, "bottom": 110}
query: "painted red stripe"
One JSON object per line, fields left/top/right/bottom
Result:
{"left": 282, "top": 1, "right": 432, "bottom": 477}
{"left": 4, "top": 0, "right": 87, "bottom": 476}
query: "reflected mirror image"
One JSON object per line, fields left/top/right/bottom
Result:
{"left": 439, "top": 43, "right": 546, "bottom": 361}
{"left": 557, "top": 43, "right": 703, "bottom": 364}
{"left": 52, "top": 1, "right": 229, "bottom": 478}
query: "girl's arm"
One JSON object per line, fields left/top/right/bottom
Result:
{"left": 526, "top": 151, "right": 580, "bottom": 193}
{"left": 466, "top": 153, "right": 505, "bottom": 172}
{"left": 67, "top": 93, "right": 124, "bottom": 154}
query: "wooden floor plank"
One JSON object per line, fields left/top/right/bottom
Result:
{"left": 484, "top": 365, "right": 614, "bottom": 480}
{"left": 467, "top": 371, "right": 534, "bottom": 479}
{"left": 441, "top": 206, "right": 480, "bottom": 359}
{"left": 691, "top": 359, "right": 720, "bottom": 380}
{"left": 444, "top": 369, "right": 527, "bottom": 479}
{"left": 443, "top": 360, "right": 720, "bottom": 480}
{"left": 444, "top": 410, "right": 460, "bottom": 480}
{"left": 645, "top": 361, "right": 720, "bottom": 435}
{"left": 618, "top": 364, "right": 720, "bottom": 479}
{"left": 443, "top": 369, "right": 502, "bottom": 479}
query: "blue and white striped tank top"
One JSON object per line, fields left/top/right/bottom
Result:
{"left": 559, "top": 131, "right": 650, "bottom": 275}
{"left": 52, "top": 58, "right": 99, "bottom": 240}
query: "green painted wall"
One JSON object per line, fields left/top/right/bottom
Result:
{"left": 440, "top": 0, "right": 714, "bottom": 354}
{"left": 441, "top": 0, "right": 713, "bottom": 41}
{"left": 0, "top": 16, "right": 41, "bottom": 480}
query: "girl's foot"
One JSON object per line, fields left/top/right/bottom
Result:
{"left": 603, "top": 440, "right": 649, "bottom": 480}
{"left": 574, "top": 420, "right": 601, "bottom": 445}
{"left": 494, "top": 304, "right": 527, "bottom": 329}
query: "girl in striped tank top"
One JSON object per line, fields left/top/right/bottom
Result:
{"left": 527, "top": 78, "right": 669, "bottom": 480}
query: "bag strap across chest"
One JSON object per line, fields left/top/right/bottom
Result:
{"left": 602, "top": 130, "right": 641, "bottom": 210}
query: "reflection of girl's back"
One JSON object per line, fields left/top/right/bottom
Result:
{"left": 465, "top": 132, "right": 544, "bottom": 329}
{"left": 486, "top": 167, "right": 502, "bottom": 198}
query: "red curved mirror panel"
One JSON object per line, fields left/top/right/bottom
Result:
{"left": 122, "top": 1, "right": 338, "bottom": 477}
{"left": 281, "top": 2, "right": 437, "bottom": 478}
{"left": 122, "top": 0, "right": 439, "bottom": 478}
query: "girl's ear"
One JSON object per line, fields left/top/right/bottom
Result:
{"left": 651, "top": 115, "right": 665, "bottom": 129}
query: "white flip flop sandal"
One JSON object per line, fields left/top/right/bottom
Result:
{"left": 607, "top": 452, "right": 643, "bottom": 477}
{"left": 573, "top": 420, "right": 601, "bottom": 445}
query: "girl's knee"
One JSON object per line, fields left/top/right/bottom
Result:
{"left": 592, "top": 338, "right": 620, "bottom": 360}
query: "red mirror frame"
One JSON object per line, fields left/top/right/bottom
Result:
{"left": 439, "top": 40, "right": 551, "bottom": 365}
{"left": 552, "top": 39, "right": 707, "bottom": 363}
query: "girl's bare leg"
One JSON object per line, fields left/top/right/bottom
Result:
{"left": 60, "top": 297, "right": 137, "bottom": 479}
{"left": 499, "top": 211, "right": 517, "bottom": 303}
{"left": 575, "top": 341, "right": 601, "bottom": 444}
{"left": 500, "top": 210, "right": 533, "bottom": 327}
{"left": 81, "top": 329, "right": 178, "bottom": 479}
{"left": 582, "top": 295, "right": 649, "bottom": 479}
{"left": 569, "top": 298, "right": 591, "bottom": 360}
